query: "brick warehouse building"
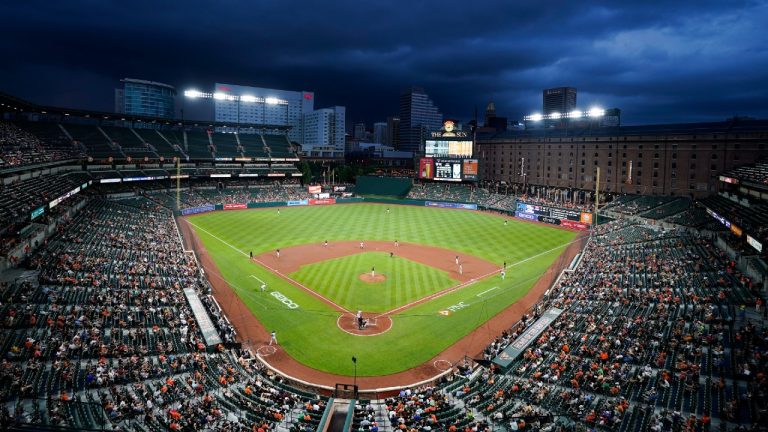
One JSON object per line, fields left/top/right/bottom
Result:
{"left": 476, "top": 119, "right": 768, "bottom": 197}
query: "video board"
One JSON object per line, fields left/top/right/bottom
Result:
{"left": 515, "top": 201, "right": 593, "bottom": 230}
{"left": 425, "top": 139, "right": 473, "bottom": 158}
{"left": 434, "top": 159, "right": 463, "bottom": 181}
{"left": 419, "top": 158, "right": 478, "bottom": 182}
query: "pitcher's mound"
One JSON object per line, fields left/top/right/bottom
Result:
{"left": 359, "top": 273, "right": 386, "bottom": 283}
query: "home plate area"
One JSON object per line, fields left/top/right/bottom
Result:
{"left": 337, "top": 313, "right": 393, "bottom": 336}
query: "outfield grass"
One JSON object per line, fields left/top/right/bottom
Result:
{"left": 290, "top": 251, "right": 457, "bottom": 313}
{"left": 188, "top": 203, "right": 577, "bottom": 376}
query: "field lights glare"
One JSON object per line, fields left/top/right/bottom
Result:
{"left": 550, "top": 112, "right": 561, "bottom": 120}
{"left": 265, "top": 97, "right": 280, "bottom": 105}
{"left": 184, "top": 90, "right": 201, "bottom": 98}
{"left": 530, "top": 113, "right": 543, "bottom": 122}
{"left": 241, "top": 95, "right": 257, "bottom": 103}
{"left": 588, "top": 107, "right": 605, "bottom": 117}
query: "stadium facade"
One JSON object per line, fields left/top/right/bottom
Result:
{"left": 476, "top": 119, "right": 768, "bottom": 197}
{"left": 114, "top": 78, "right": 176, "bottom": 119}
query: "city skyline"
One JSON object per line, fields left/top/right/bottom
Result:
{"left": 1, "top": 0, "right": 767, "bottom": 126}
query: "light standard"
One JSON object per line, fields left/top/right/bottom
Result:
{"left": 352, "top": 356, "right": 357, "bottom": 392}
{"left": 184, "top": 89, "right": 260, "bottom": 134}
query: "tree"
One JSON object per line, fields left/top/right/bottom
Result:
{"left": 300, "top": 161, "right": 312, "bottom": 184}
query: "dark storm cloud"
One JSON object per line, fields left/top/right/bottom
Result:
{"left": 1, "top": 0, "right": 766, "bottom": 126}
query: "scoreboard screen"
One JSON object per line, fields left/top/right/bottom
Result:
{"left": 515, "top": 201, "right": 593, "bottom": 230}
{"left": 419, "top": 158, "right": 479, "bottom": 182}
{"left": 425, "top": 139, "right": 473, "bottom": 158}
{"left": 434, "top": 159, "right": 463, "bottom": 181}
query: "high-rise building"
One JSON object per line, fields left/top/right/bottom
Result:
{"left": 353, "top": 122, "right": 367, "bottom": 140}
{"left": 302, "top": 106, "right": 346, "bottom": 158}
{"left": 115, "top": 78, "right": 176, "bottom": 119}
{"left": 543, "top": 87, "right": 577, "bottom": 116}
{"left": 212, "top": 83, "right": 314, "bottom": 144}
{"left": 373, "top": 122, "right": 387, "bottom": 144}
{"left": 398, "top": 87, "right": 442, "bottom": 153}
{"left": 386, "top": 116, "right": 400, "bottom": 147}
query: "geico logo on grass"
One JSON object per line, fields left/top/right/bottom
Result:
{"left": 270, "top": 291, "right": 299, "bottom": 309}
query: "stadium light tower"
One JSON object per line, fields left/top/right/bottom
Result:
{"left": 184, "top": 88, "right": 285, "bottom": 133}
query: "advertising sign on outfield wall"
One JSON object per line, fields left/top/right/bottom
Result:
{"left": 181, "top": 205, "right": 216, "bottom": 216}
{"left": 425, "top": 201, "right": 478, "bottom": 210}
{"left": 287, "top": 200, "right": 309, "bottom": 206}
{"left": 309, "top": 198, "right": 336, "bottom": 205}
{"left": 223, "top": 203, "right": 247, "bottom": 210}
{"left": 308, "top": 185, "right": 322, "bottom": 194}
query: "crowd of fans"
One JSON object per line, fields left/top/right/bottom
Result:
{"left": 407, "top": 181, "right": 600, "bottom": 213}
{"left": 0, "top": 198, "right": 341, "bottom": 431}
{"left": 463, "top": 219, "right": 766, "bottom": 431}
{"left": 0, "top": 122, "right": 77, "bottom": 167}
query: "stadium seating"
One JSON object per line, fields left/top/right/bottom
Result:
{"left": 263, "top": 135, "right": 295, "bottom": 158}
{"left": 101, "top": 126, "right": 157, "bottom": 160}
{"left": 237, "top": 133, "right": 269, "bottom": 158}
{"left": 211, "top": 132, "right": 241, "bottom": 158}
{"left": 723, "top": 158, "right": 768, "bottom": 185}
{"left": 2, "top": 121, "right": 81, "bottom": 167}
{"left": 474, "top": 220, "right": 764, "bottom": 430}
{"left": 184, "top": 131, "right": 214, "bottom": 159}
{"left": 133, "top": 128, "right": 184, "bottom": 159}
{"left": 0, "top": 198, "right": 341, "bottom": 431}
{"left": 61, "top": 124, "right": 119, "bottom": 160}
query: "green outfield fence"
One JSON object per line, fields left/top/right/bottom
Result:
{"left": 354, "top": 175, "right": 413, "bottom": 196}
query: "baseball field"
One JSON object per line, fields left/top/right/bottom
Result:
{"left": 185, "top": 203, "right": 578, "bottom": 378}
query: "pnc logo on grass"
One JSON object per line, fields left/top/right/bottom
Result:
{"left": 271, "top": 291, "right": 300, "bottom": 309}
{"left": 438, "top": 310, "right": 451, "bottom": 316}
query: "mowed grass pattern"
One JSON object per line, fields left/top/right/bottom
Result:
{"left": 188, "top": 203, "right": 578, "bottom": 376}
{"left": 290, "top": 252, "right": 457, "bottom": 313}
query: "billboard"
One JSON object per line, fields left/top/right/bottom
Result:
{"left": 223, "top": 203, "right": 247, "bottom": 210}
{"left": 747, "top": 235, "right": 763, "bottom": 253}
{"left": 308, "top": 185, "right": 321, "bottom": 194}
{"left": 419, "top": 158, "right": 435, "bottom": 179}
{"left": 462, "top": 159, "right": 478, "bottom": 181}
{"left": 425, "top": 201, "right": 477, "bottom": 210}
{"left": 31, "top": 206, "right": 45, "bottom": 221}
{"left": 181, "top": 204, "right": 216, "bottom": 216}
{"left": 425, "top": 139, "right": 473, "bottom": 158}
{"left": 309, "top": 198, "right": 336, "bottom": 205}
{"left": 434, "top": 159, "right": 463, "bottom": 182}
{"left": 515, "top": 201, "right": 592, "bottom": 230}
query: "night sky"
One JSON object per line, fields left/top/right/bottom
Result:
{"left": 2, "top": 0, "right": 767, "bottom": 127}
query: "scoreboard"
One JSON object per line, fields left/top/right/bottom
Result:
{"left": 420, "top": 158, "right": 478, "bottom": 182}
{"left": 515, "top": 202, "right": 593, "bottom": 230}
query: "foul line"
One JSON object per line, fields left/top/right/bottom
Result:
{"left": 375, "top": 237, "right": 582, "bottom": 319}
{"left": 252, "top": 257, "right": 353, "bottom": 315}
{"left": 185, "top": 219, "right": 352, "bottom": 316}
{"left": 476, "top": 287, "right": 499, "bottom": 297}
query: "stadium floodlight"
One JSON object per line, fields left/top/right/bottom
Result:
{"left": 550, "top": 112, "right": 561, "bottom": 120}
{"left": 184, "top": 89, "right": 202, "bottom": 98}
{"left": 530, "top": 113, "right": 543, "bottom": 122}
{"left": 241, "top": 95, "right": 257, "bottom": 103}
{"left": 569, "top": 110, "right": 582, "bottom": 118}
{"left": 588, "top": 107, "right": 605, "bottom": 117}
{"left": 213, "top": 92, "right": 227, "bottom": 100}
{"left": 265, "top": 97, "right": 279, "bottom": 105}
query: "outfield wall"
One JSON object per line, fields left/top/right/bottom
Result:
{"left": 355, "top": 175, "right": 413, "bottom": 196}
